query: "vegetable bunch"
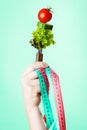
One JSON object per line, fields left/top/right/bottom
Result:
{"left": 29, "top": 7, "right": 55, "bottom": 50}
{"left": 30, "top": 22, "right": 55, "bottom": 50}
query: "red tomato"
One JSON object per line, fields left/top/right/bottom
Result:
{"left": 38, "top": 8, "right": 52, "bottom": 23}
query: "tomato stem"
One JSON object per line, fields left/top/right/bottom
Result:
{"left": 47, "top": 6, "right": 53, "bottom": 13}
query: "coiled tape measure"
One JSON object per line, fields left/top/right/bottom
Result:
{"left": 35, "top": 67, "right": 66, "bottom": 130}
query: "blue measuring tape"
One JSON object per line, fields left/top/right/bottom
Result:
{"left": 35, "top": 68, "right": 54, "bottom": 129}
{"left": 35, "top": 67, "right": 66, "bottom": 130}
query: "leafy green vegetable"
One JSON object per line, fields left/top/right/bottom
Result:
{"left": 30, "top": 21, "right": 55, "bottom": 50}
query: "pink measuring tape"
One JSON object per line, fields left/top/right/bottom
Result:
{"left": 35, "top": 67, "right": 66, "bottom": 130}
{"left": 51, "top": 69, "right": 66, "bottom": 130}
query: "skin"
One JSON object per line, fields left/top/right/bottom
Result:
{"left": 21, "top": 62, "right": 49, "bottom": 130}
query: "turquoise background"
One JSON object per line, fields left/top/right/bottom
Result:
{"left": 0, "top": 0, "right": 87, "bottom": 130}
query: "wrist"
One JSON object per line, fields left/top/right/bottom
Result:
{"left": 26, "top": 106, "right": 47, "bottom": 130}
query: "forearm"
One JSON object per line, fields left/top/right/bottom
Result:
{"left": 26, "top": 106, "right": 47, "bottom": 130}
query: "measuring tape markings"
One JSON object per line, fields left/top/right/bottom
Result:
{"left": 38, "top": 68, "right": 49, "bottom": 94}
{"left": 35, "top": 67, "right": 66, "bottom": 130}
{"left": 35, "top": 69, "right": 54, "bottom": 129}
{"left": 45, "top": 67, "right": 60, "bottom": 130}
{"left": 51, "top": 69, "right": 66, "bottom": 130}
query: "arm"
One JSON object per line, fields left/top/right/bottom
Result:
{"left": 21, "top": 62, "right": 48, "bottom": 130}
{"left": 26, "top": 106, "right": 47, "bottom": 130}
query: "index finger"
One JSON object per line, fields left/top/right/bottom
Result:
{"left": 22, "top": 62, "right": 48, "bottom": 77}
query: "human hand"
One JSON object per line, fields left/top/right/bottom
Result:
{"left": 21, "top": 62, "right": 48, "bottom": 113}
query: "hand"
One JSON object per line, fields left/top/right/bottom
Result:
{"left": 21, "top": 62, "right": 48, "bottom": 113}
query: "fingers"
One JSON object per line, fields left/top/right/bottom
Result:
{"left": 27, "top": 79, "right": 41, "bottom": 95}
{"left": 33, "top": 85, "right": 40, "bottom": 94}
{"left": 27, "top": 77, "right": 40, "bottom": 93}
{"left": 22, "top": 62, "right": 48, "bottom": 77}
{"left": 22, "top": 78, "right": 40, "bottom": 92}
{"left": 28, "top": 71, "right": 38, "bottom": 80}
{"left": 21, "top": 62, "right": 49, "bottom": 97}
{"left": 27, "top": 79, "right": 40, "bottom": 86}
